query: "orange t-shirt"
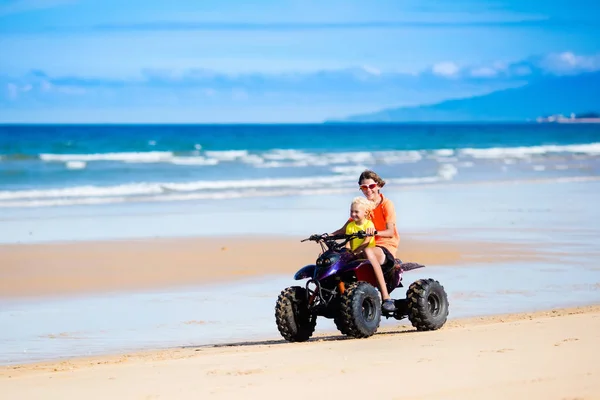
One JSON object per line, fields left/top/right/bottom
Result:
{"left": 370, "top": 194, "right": 400, "bottom": 256}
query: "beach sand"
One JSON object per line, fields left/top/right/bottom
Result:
{"left": 1, "top": 304, "right": 598, "bottom": 399}
{"left": 0, "top": 234, "right": 548, "bottom": 299}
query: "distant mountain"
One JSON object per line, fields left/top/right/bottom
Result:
{"left": 333, "top": 72, "right": 600, "bottom": 123}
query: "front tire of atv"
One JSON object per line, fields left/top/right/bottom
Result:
{"left": 336, "top": 282, "right": 381, "bottom": 338}
{"left": 275, "top": 286, "right": 317, "bottom": 342}
{"left": 407, "top": 279, "right": 449, "bottom": 331}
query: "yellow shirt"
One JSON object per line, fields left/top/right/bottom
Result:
{"left": 345, "top": 220, "right": 376, "bottom": 251}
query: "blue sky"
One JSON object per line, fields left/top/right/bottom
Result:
{"left": 1, "top": 0, "right": 599, "bottom": 122}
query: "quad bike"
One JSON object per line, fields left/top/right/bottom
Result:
{"left": 275, "top": 231, "right": 449, "bottom": 342}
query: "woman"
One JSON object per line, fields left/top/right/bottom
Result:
{"left": 331, "top": 170, "right": 400, "bottom": 312}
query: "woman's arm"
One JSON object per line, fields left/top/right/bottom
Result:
{"left": 330, "top": 219, "right": 350, "bottom": 236}
{"left": 374, "top": 199, "right": 397, "bottom": 238}
{"left": 374, "top": 221, "right": 396, "bottom": 238}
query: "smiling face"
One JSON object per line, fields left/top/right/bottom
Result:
{"left": 350, "top": 202, "right": 368, "bottom": 223}
{"left": 359, "top": 178, "right": 380, "bottom": 201}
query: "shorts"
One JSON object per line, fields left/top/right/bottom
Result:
{"left": 377, "top": 245, "right": 396, "bottom": 273}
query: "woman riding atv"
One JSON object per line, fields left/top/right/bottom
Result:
{"left": 330, "top": 170, "right": 400, "bottom": 313}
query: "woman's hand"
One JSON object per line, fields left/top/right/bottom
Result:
{"left": 365, "top": 226, "right": 377, "bottom": 236}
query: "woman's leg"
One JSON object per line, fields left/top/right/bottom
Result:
{"left": 363, "top": 246, "right": 391, "bottom": 301}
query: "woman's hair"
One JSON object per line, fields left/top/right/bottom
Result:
{"left": 358, "top": 169, "right": 386, "bottom": 188}
{"left": 351, "top": 196, "right": 375, "bottom": 218}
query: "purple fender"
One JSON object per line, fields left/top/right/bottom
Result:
{"left": 294, "top": 265, "right": 316, "bottom": 280}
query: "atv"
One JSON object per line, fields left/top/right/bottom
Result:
{"left": 275, "top": 231, "right": 449, "bottom": 342}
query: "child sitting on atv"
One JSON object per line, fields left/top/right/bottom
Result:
{"left": 345, "top": 197, "right": 377, "bottom": 254}
{"left": 343, "top": 196, "right": 396, "bottom": 313}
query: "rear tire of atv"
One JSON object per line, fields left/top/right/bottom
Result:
{"left": 275, "top": 286, "right": 317, "bottom": 342}
{"left": 407, "top": 279, "right": 449, "bottom": 331}
{"left": 336, "top": 282, "right": 381, "bottom": 338}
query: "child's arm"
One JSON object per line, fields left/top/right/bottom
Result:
{"left": 351, "top": 235, "right": 374, "bottom": 255}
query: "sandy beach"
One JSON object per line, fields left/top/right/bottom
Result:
{"left": 1, "top": 179, "right": 599, "bottom": 398}
{"left": 0, "top": 234, "right": 546, "bottom": 299}
{"left": 1, "top": 304, "right": 599, "bottom": 399}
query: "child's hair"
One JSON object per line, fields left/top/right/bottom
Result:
{"left": 351, "top": 196, "right": 374, "bottom": 218}
{"left": 358, "top": 169, "right": 386, "bottom": 188}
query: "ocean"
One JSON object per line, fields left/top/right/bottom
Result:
{"left": 1, "top": 123, "right": 599, "bottom": 209}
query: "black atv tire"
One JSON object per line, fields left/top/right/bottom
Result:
{"left": 275, "top": 286, "right": 317, "bottom": 342}
{"left": 336, "top": 282, "right": 382, "bottom": 338}
{"left": 333, "top": 313, "right": 352, "bottom": 336}
{"left": 406, "top": 279, "right": 449, "bottom": 331}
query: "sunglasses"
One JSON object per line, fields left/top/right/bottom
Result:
{"left": 359, "top": 183, "right": 378, "bottom": 190}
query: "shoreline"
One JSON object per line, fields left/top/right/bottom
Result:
{"left": 3, "top": 303, "right": 598, "bottom": 370}
{"left": 2, "top": 304, "right": 599, "bottom": 400}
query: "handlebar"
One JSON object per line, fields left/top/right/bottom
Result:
{"left": 300, "top": 230, "right": 377, "bottom": 243}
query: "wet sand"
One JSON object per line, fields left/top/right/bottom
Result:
{"left": 1, "top": 304, "right": 598, "bottom": 400}
{"left": 0, "top": 234, "right": 547, "bottom": 299}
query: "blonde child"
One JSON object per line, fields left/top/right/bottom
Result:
{"left": 345, "top": 196, "right": 377, "bottom": 255}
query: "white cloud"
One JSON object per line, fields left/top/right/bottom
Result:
{"left": 560, "top": 52, "right": 577, "bottom": 66}
{"left": 5, "top": 82, "right": 34, "bottom": 99}
{"left": 464, "top": 51, "right": 600, "bottom": 80}
{"left": 40, "top": 80, "right": 53, "bottom": 92}
{"left": 432, "top": 62, "right": 460, "bottom": 77}
{"left": 470, "top": 67, "right": 498, "bottom": 77}
{"left": 3, "top": 50, "right": 599, "bottom": 111}
{"left": 361, "top": 65, "right": 381, "bottom": 76}
{"left": 512, "top": 65, "right": 532, "bottom": 76}
{"left": 536, "top": 52, "right": 600, "bottom": 75}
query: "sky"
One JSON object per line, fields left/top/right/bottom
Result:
{"left": 0, "top": 0, "right": 599, "bottom": 123}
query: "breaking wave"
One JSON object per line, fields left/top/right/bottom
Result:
{"left": 0, "top": 175, "right": 448, "bottom": 208}
{"left": 0, "top": 142, "right": 591, "bottom": 168}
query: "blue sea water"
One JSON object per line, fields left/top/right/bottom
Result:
{"left": 0, "top": 123, "right": 599, "bottom": 208}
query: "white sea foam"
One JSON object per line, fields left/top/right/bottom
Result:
{"left": 256, "top": 149, "right": 421, "bottom": 168}
{"left": 203, "top": 150, "right": 249, "bottom": 161}
{"left": 40, "top": 151, "right": 174, "bottom": 163}
{"left": 331, "top": 165, "right": 370, "bottom": 175}
{"left": 438, "top": 164, "right": 458, "bottom": 180}
{"left": 459, "top": 143, "right": 600, "bottom": 159}
{"left": 0, "top": 183, "right": 164, "bottom": 200}
{"left": 170, "top": 157, "right": 219, "bottom": 166}
{"left": 33, "top": 142, "right": 600, "bottom": 170}
{"left": 434, "top": 149, "right": 455, "bottom": 157}
{"left": 373, "top": 151, "right": 422, "bottom": 164}
{"left": 0, "top": 175, "right": 359, "bottom": 201}
{"left": 66, "top": 161, "right": 86, "bottom": 170}
{"left": 262, "top": 149, "right": 308, "bottom": 161}
{"left": 0, "top": 175, "right": 448, "bottom": 208}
